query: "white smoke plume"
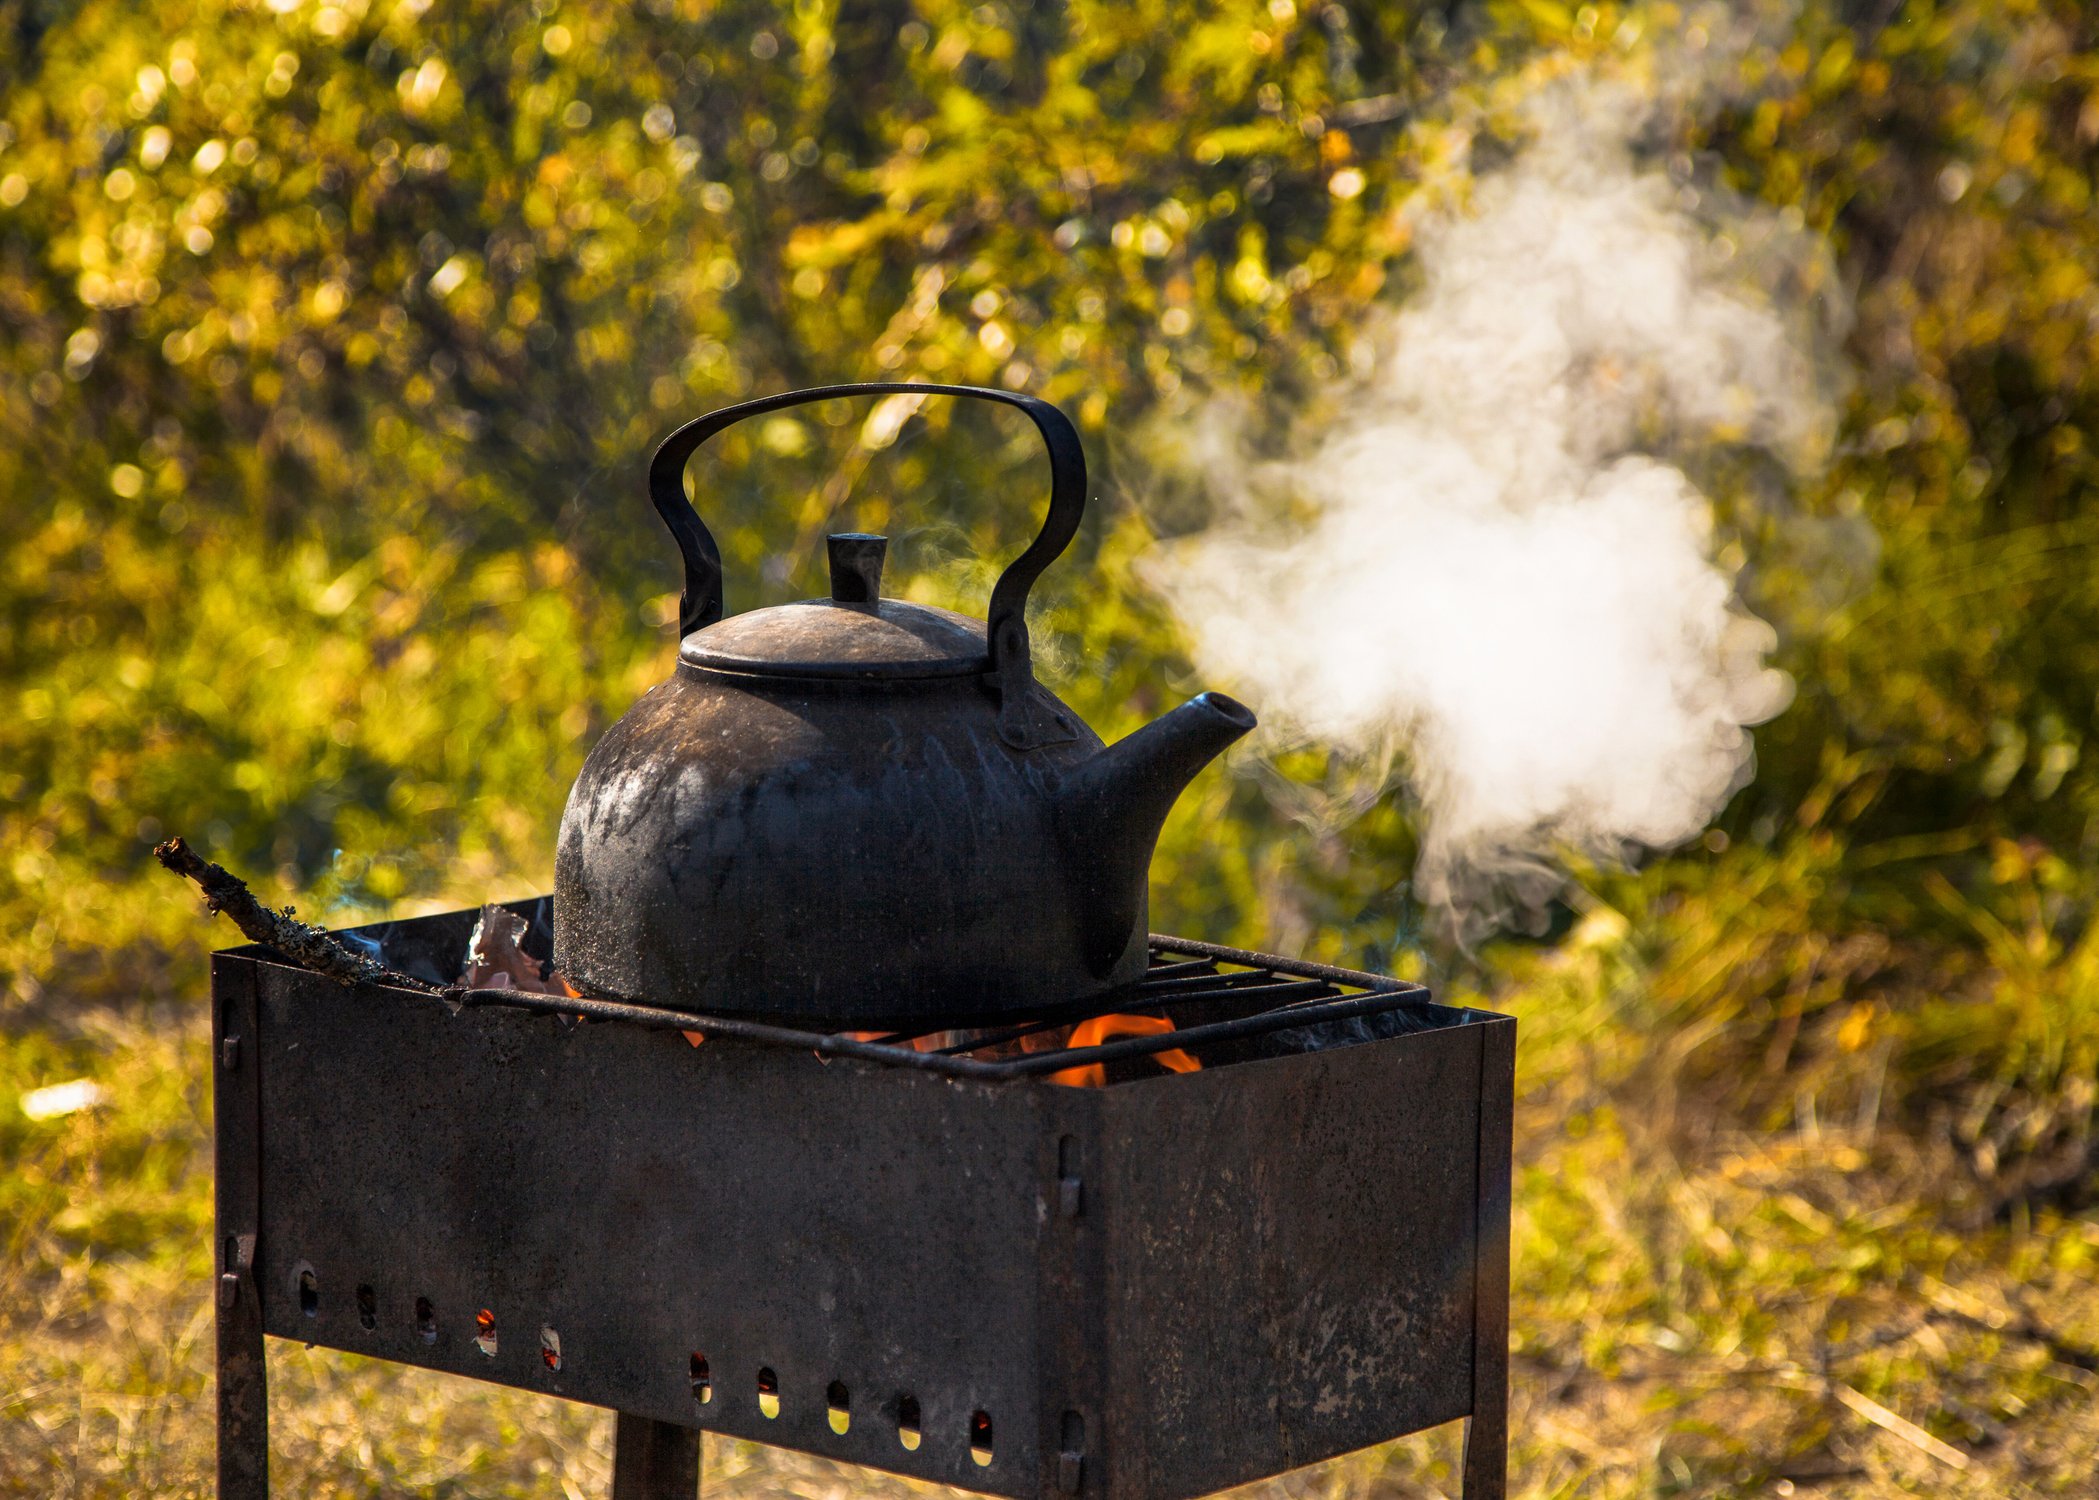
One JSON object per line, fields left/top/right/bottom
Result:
{"left": 1147, "top": 76, "right": 1847, "bottom": 933}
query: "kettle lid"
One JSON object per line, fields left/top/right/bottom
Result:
{"left": 678, "top": 533, "right": 991, "bottom": 681}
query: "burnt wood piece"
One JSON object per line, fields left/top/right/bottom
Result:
{"left": 210, "top": 905, "right": 1514, "bottom": 1500}
{"left": 611, "top": 1413, "right": 701, "bottom": 1499}
{"left": 213, "top": 956, "right": 269, "bottom": 1500}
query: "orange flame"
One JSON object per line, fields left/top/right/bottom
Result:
{"left": 834, "top": 1015, "right": 1202, "bottom": 1084}
{"left": 1051, "top": 1013, "right": 1201, "bottom": 1088}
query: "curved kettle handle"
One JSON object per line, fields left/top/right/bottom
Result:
{"left": 650, "top": 378, "right": 1084, "bottom": 647}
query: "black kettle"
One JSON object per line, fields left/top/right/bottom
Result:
{"left": 553, "top": 382, "right": 1254, "bottom": 1027}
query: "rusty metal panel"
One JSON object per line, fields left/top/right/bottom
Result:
{"left": 248, "top": 959, "right": 1060, "bottom": 1496}
{"left": 1096, "top": 1017, "right": 1484, "bottom": 1500}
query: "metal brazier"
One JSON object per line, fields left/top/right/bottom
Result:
{"left": 208, "top": 907, "right": 1514, "bottom": 1500}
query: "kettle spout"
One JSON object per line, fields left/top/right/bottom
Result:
{"left": 1058, "top": 691, "right": 1257, "bottom": 977}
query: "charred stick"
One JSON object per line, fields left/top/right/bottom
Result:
{"left": 154, "top": 836, "right": 442, "bottom": 993}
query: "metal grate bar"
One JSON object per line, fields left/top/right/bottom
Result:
{"left": 1132, "top": 969, "right": 1266, "bottom": 995}
{"left": 1131, "top": 957, "right": 1220, "bottom": 981}
{"left": 928, "top": 1013, "right": 1089, "bottom": 1056}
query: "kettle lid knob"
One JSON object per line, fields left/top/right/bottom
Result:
{"left": 827, "top": 533, "right": 887, "bottom": 604}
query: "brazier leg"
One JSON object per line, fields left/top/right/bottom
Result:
{"left": 1462, "top": 1015, "right": 1515, "bottom": 1500}
{"left": 611, "top": 1413, "right": 701, "bottom": 1499}
{"left": 216, "top": 1273, "right": 268, "bottom": 1500}
{"left": 215, "top": 958, "right": 269, "bottom": 1500}
{"left": 1461, "top": 1411, "right": 1505, "bottom": 1500}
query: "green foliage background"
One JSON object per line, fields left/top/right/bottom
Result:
{"left": 5, "top": 0, "right": 2099, "bottom": 1494}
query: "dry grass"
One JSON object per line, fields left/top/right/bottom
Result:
{"left": 4, "top": 924, "right": 2097, "bottom": 1499}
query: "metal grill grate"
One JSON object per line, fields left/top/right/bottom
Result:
{"left": 431, "top": 933, "right": 1435, "bottom": 1082}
